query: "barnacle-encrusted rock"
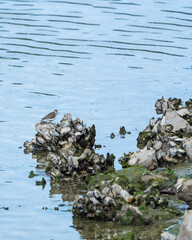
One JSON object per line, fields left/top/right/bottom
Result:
{"left": 120, "top": 97, "right": 192, "bottom": 170}
{"left": 24, "top": 113, "right": 114, "bottom": 179}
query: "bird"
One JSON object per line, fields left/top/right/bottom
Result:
{"left": 41, "top": 109, "right": 58, "bottom": 122}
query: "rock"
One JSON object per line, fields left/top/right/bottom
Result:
{"left": 183, "top": 138, "right": 192, "bottom": 160}
{"left": 160, "top": 109, "right": 191, "bottom": 133}
{"left": 73, "top": 165, "right": 180, "bottom": 224}
{"left": 111, "top": 183, "right": 134, "bottom": 203}
{"left": 24, "top": 113, "right": 114, "bottom": 180}
{"left": 177, "top": 179, "right": 192, "bottom": 206}
{"left": 155, "top": 97, "right": 168, "bottom": 114}
{"left": 161, "top": 231, "right": 176, "bottom": 240}
{"left": 137, "top": 128, "right": 155, "bottom": 149}
{"left": 128, "top": 147, "right": 157, "bottom": 170}
{"left": 110, "top": 133, "right": 115, "bottom": 139}
{"left": 103, "top": 196, "right": 116, "bottom": 206}
{"left": 119, "top": 126, "right": 126, "bottom": 135}
{"left": 120, "top": 189, "right": 134, "bottom": 203}
{"left": 176, "top": 108, "right": 190, "bottom": 117}
{"left": 130, "top": 97, "right": 192, "bottom": 168}
{"left": 168, "top": 98, "right": 183, "bottom": 110}
{"left": 153, "top": 141, "right": 162, "bottom": 150}
{"left": 102, "top": 187, "right": 110, "bottom": 195}
{"left": 177, "top": 210, "right": 192, "bottom": 240}
{"left": 185, "top": 99, "right": 192, "bottom": 110}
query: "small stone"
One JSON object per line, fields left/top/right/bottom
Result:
{"left": 3, "top": 207, "right": 9, "bottom": 210}
{"left": 110, "top": 133, "right": 115, "bottom": 139}
{"left": 119, "top": 126, "right": 126, "bottom": 135}
{"left": 95, "top": 144, "right": 102, "bottom": 149}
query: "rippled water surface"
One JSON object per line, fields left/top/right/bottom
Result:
{"left": 0, "top": 0, "right": 192, "bottom": 239}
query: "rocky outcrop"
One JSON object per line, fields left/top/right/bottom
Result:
{"left": 177, "top": 210, "right": 192, "bottom": 240}
{"left": 120, "top": 97, "right": 192, "bottom": 170}
{"left": 24, "top": 113, "right": 114, "bottom": 180}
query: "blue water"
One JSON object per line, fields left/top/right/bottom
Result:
{"left": 0, "top": 0, "right": 192, "bottom": 239}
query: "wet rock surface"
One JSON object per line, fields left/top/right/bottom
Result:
{"left": 24, "top": 113, "right": 114, "bottom": 180}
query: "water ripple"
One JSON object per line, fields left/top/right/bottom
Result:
{"left": 0, "top": 1, "right": 192, "bottom": 239}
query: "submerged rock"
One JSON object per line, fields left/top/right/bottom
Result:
{"left": 24, "top": 113, "right": 114, "bottom": 180}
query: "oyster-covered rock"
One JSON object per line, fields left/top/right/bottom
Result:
{"left": 120, "top": 97, "right": 192, "bottom": 170}
{"left": 24, "top": 113, "right": 114, "bottom": 180}
{"left": 73, "top": 166, "right": 180, "bottom": 224}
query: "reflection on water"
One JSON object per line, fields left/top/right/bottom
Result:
{"left": 0, "top": 0, "right": 192, "bottom": 239}
{"left": 72, "top": 217, "right": 178, "bottom": 240}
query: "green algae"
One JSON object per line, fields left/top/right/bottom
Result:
{"left": 87, "top": 166, "right": 149, "bottom": 193}
{"left": 28, "top": 170, "right": 38, "bottom": 178}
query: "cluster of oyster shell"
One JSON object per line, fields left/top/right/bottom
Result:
{"left": 73, "top": 182, "right": 135, "bottom": 221}
{"left": 24, "top": 113, "right": 114, "bottom": 179}
{"left": 72, "top": 169, "right": 172, "bottom": 223}
{"left": 120, "top": 97, "right": 192, "bottom": 169}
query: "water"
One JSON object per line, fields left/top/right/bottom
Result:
{"left": 0, "top": 0, "right": 192, "bottom": 239}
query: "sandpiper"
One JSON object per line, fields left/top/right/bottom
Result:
{"left": 41, "top": 109, "right": 58, "bottom": 121}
